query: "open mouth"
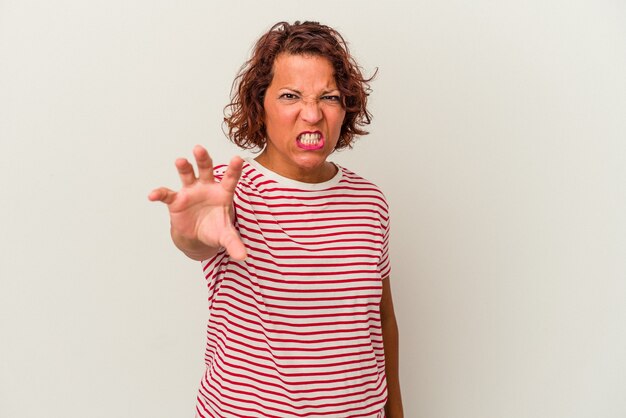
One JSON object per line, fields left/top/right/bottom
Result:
{"left": 296, "top": 132, "right": 324, "bottom": 150}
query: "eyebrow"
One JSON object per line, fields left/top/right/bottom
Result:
{"left": 280, "top": 88, "right": 341, "bottom": 95}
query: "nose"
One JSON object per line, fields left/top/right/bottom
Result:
{"left": 300, "top": 99, "right": 323, "bottom": 124}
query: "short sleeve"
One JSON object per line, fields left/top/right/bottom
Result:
{"left": 378, "top": 202, "right": 391, "bottom": 279}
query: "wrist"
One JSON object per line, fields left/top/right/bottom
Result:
{"left": 170, "top": 229, "right": 219, "bottom": 261}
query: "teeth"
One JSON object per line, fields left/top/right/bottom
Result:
{"left": 299, "top": 133, "right": 321, "bottom": 145}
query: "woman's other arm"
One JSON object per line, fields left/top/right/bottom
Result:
{"left": 381, "top": 276, "right": 404, "bottom": 418}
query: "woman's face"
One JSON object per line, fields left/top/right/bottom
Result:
{"left": 259, "top": 53, "right": 346, "bottom": 183}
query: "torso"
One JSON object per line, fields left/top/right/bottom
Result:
{"left": 196, "top": 159, "right": 391, "bottom": 418}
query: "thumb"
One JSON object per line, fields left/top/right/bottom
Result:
{"left": 220, "top": 229, "right": 247, "bottom": 261}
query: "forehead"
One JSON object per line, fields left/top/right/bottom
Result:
{"left": 269, "top": 53, "right": 337, "bottom": 89}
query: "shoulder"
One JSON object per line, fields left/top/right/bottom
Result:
{"left": 212, "top": 160, "right": 260, "bottom": 187}
{"left": 337, "top": 165, "right": 382, "bottom": 189}
{"left": 336, "top": 165, "right": 389, "bottom": 205}
{"left": 212, "top": 163, "right": 227, "bottom": 179}
{"left": 213, "top": 160, "right": 270, "bottom": 201}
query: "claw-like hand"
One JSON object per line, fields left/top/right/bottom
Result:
{"left": 148, "top": 145, "right": 247, "bottom": 261}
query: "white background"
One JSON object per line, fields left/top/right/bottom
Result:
{"left": 1, "top": 1, "right": 625, "bottom": 417}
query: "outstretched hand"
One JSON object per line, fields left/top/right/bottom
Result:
{"left": 148, "top": 145, "right": 247, "bottom": 261}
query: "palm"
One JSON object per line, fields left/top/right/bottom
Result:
{"left": 149, "top": 146, "right": 247, "bottom": 260}
{"left": 168, "top": 180, "right": 235, "bottom": 247}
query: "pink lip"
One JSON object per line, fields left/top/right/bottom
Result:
{"left": 296, "top": 130, "right": 325, "bottom": 150}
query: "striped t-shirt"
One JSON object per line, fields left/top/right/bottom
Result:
{"left": 196, "top": 158, "right": 391, "bottom": 418}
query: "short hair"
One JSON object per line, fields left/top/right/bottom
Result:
{"left": 224, "top": 21, "right": 375, "bottom": 151}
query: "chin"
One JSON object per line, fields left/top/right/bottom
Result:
{"left": 294, "top": 155, "right": 328, "bottom": 169}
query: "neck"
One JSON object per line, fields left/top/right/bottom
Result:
{"left": 254, "top": 153, "right": 337, "bottom": 184}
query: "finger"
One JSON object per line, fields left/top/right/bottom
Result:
{"left": 220, "top": 229, "right": 247, "bottom": 261}
{"left": 148, "top": 187, "right": 177, "bottom": 204}
{"left": 220, "top": 156, "right": 244, "bottom": 194}
{"left": 175, "top": 158, "right": 197, "bottom": 186}
{"left": 193, "top": 145, "right": 214, "bottom": 183}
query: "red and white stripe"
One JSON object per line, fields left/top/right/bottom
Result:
{"left": 197, "top": 159, "right": 390, "bottom": 418}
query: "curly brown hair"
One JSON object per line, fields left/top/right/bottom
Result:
{"left": 224, "top": 21, "right": 375, "bottom": 151}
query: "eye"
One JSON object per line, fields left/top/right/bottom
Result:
{"left": 279, "top": 93, "right": 298, "bottom": 100}
{"left": 321, "top": 95, "right": 341, "bottom": 102}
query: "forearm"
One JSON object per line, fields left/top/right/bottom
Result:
{"left": 382, "top": 314, "right": 404, "bottom": 418}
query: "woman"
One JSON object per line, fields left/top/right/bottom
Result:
{"left": 149, "top": 21, "right": 403, "bottom": 418}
